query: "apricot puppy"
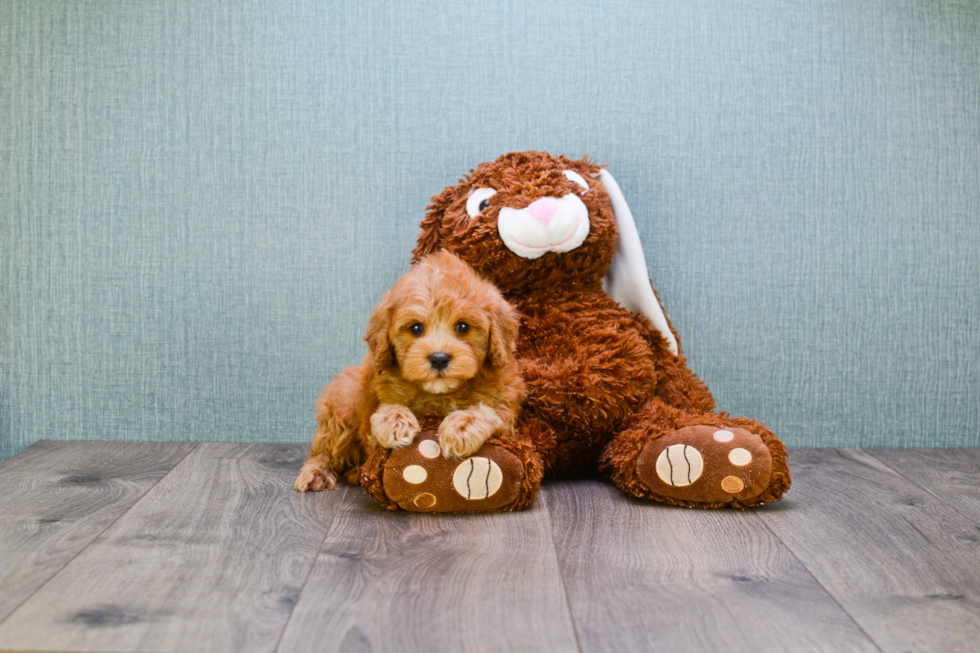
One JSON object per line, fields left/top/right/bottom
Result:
{"left": 295, "top": 251, "right": 524, "bottom": 492}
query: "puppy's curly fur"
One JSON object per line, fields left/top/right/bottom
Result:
{"left": 295, "top": 251, "right": 523, "bottom": 492}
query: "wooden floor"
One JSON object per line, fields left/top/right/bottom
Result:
{"left": 0, "top": 443, "right": 978, "bottom": 653}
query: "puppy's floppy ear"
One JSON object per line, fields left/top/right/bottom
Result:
{"left": 365, "top": 294, "right": 396, "bottom": 372}
{"left": 487, "top": 294, "right": 520, "bottom": 369}
{"left": 412, "top": 186, "right": 454, "bottom": 263}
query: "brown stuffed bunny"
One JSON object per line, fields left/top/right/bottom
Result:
{"left": 362, "top": 151, "right": 790, "bottom": 511}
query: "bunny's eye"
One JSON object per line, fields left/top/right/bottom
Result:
{"left": 466, "top": 188, "right": 497, "bottom": 218}
{"left": 563, "top": 170, "right": 590, "bottom": 192}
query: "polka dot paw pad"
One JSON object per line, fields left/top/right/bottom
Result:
{"left": 381, "top": 430, "right": 524, "bottom": 512}
{"left": 636, "top": 425, "right": 773, "bottom": 504}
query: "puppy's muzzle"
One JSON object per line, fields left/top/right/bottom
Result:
{"left": 428, "top": 352, "right": 451, "bottom": 371}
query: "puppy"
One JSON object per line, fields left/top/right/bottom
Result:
{"left": 295, "top": 250, "right": 524, "bottom": 492}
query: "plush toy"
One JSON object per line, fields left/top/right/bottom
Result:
{"left": 362, "top": 151, "right": 790, "bottom": 511}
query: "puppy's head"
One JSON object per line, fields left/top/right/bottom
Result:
{"left": 365, "top": 251, "right": 518, "bottom": 395}
{"left": 412, "top": 151, "right": 618, "bottom": 293}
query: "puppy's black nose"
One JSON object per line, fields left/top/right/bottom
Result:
{"left": 428, "top": 352, "right": 451, "bottom": 371}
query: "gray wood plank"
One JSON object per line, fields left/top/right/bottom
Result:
{"left": 276, "top": 486, "right": 580, "bottom": 653}
{"left": 547, "top": 479, "right": 879, "bottom": 653}
{"left": 867, "top": 448, "right": 980, "bottom": 525}
{"left": 0, "top": 440, "right": 196, "bottom": 626}
{"left": 0, "top": 443, "right": 341, "bottom": 653}
{"left": 759, "top": 449, "right": 980, "bottom": 653}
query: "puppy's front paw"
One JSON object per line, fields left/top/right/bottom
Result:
{"left": 370, "top": 404, "right": 420, "bottom": 450}
{"left": 295, "top": 456, "right": 337, "bottom": 492}
{"left": 438, "top": 405, "right": 504, "bottom": 458}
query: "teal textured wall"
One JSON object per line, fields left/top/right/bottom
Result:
{"left": 1, "top": 0, "right": 979, "bottom": 461}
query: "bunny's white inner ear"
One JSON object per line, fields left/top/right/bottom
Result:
{"left": 599, "top": 169, "right": 680, "bottom": 356}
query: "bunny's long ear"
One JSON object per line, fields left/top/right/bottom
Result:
{"left": 599, "top": 169, "right": 679, "bottom": 356}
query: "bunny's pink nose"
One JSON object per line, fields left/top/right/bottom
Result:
{"left": 527, "top": 197, "right": 559, "bottom": 226}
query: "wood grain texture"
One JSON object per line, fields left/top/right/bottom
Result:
{"left": 546, "top": 479, "right": 879, "bottom": 653}
{"left": 759, "top": 449, "right": 980, "bottom": 653}
{"left": 4, "top": 443, "right": 980, "bottom": 653}
{"left": 868, "top": 448, "right": 980, "bottom": 524}
{"left": 0, "top": 443, "right": 341, "bottom": 653}
{"left": 276, "top": 487, "right": 579, "bottom": 653}
{"left": 0, "top": 441, "right": 196, "bottom": 626}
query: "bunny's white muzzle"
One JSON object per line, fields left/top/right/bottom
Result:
{"left": 497, "top": 194, "right": 590, "bottom": 259}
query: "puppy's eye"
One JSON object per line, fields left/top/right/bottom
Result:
{"left": 455, "top": 322, "right": 470, "bottom": 335}
{"left": 466, "top": 188, "right": 497, "bottom": 218}
{"left": 409, "top": 323, "right": 424, "bottom": 336}
{"left": 563, "top": 170, "right": 589, "bottom": 192}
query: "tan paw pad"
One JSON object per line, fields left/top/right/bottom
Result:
{"left": 721, "top": 476, "right": 744, "bottom": 493}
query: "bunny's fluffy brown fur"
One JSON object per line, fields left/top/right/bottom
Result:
{"left": 391, "top": 151, "right": 790, "bottom": 509}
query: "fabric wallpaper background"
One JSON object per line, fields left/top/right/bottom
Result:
{"left": 1, "top": 0, "right": 978, "bottom": 461}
